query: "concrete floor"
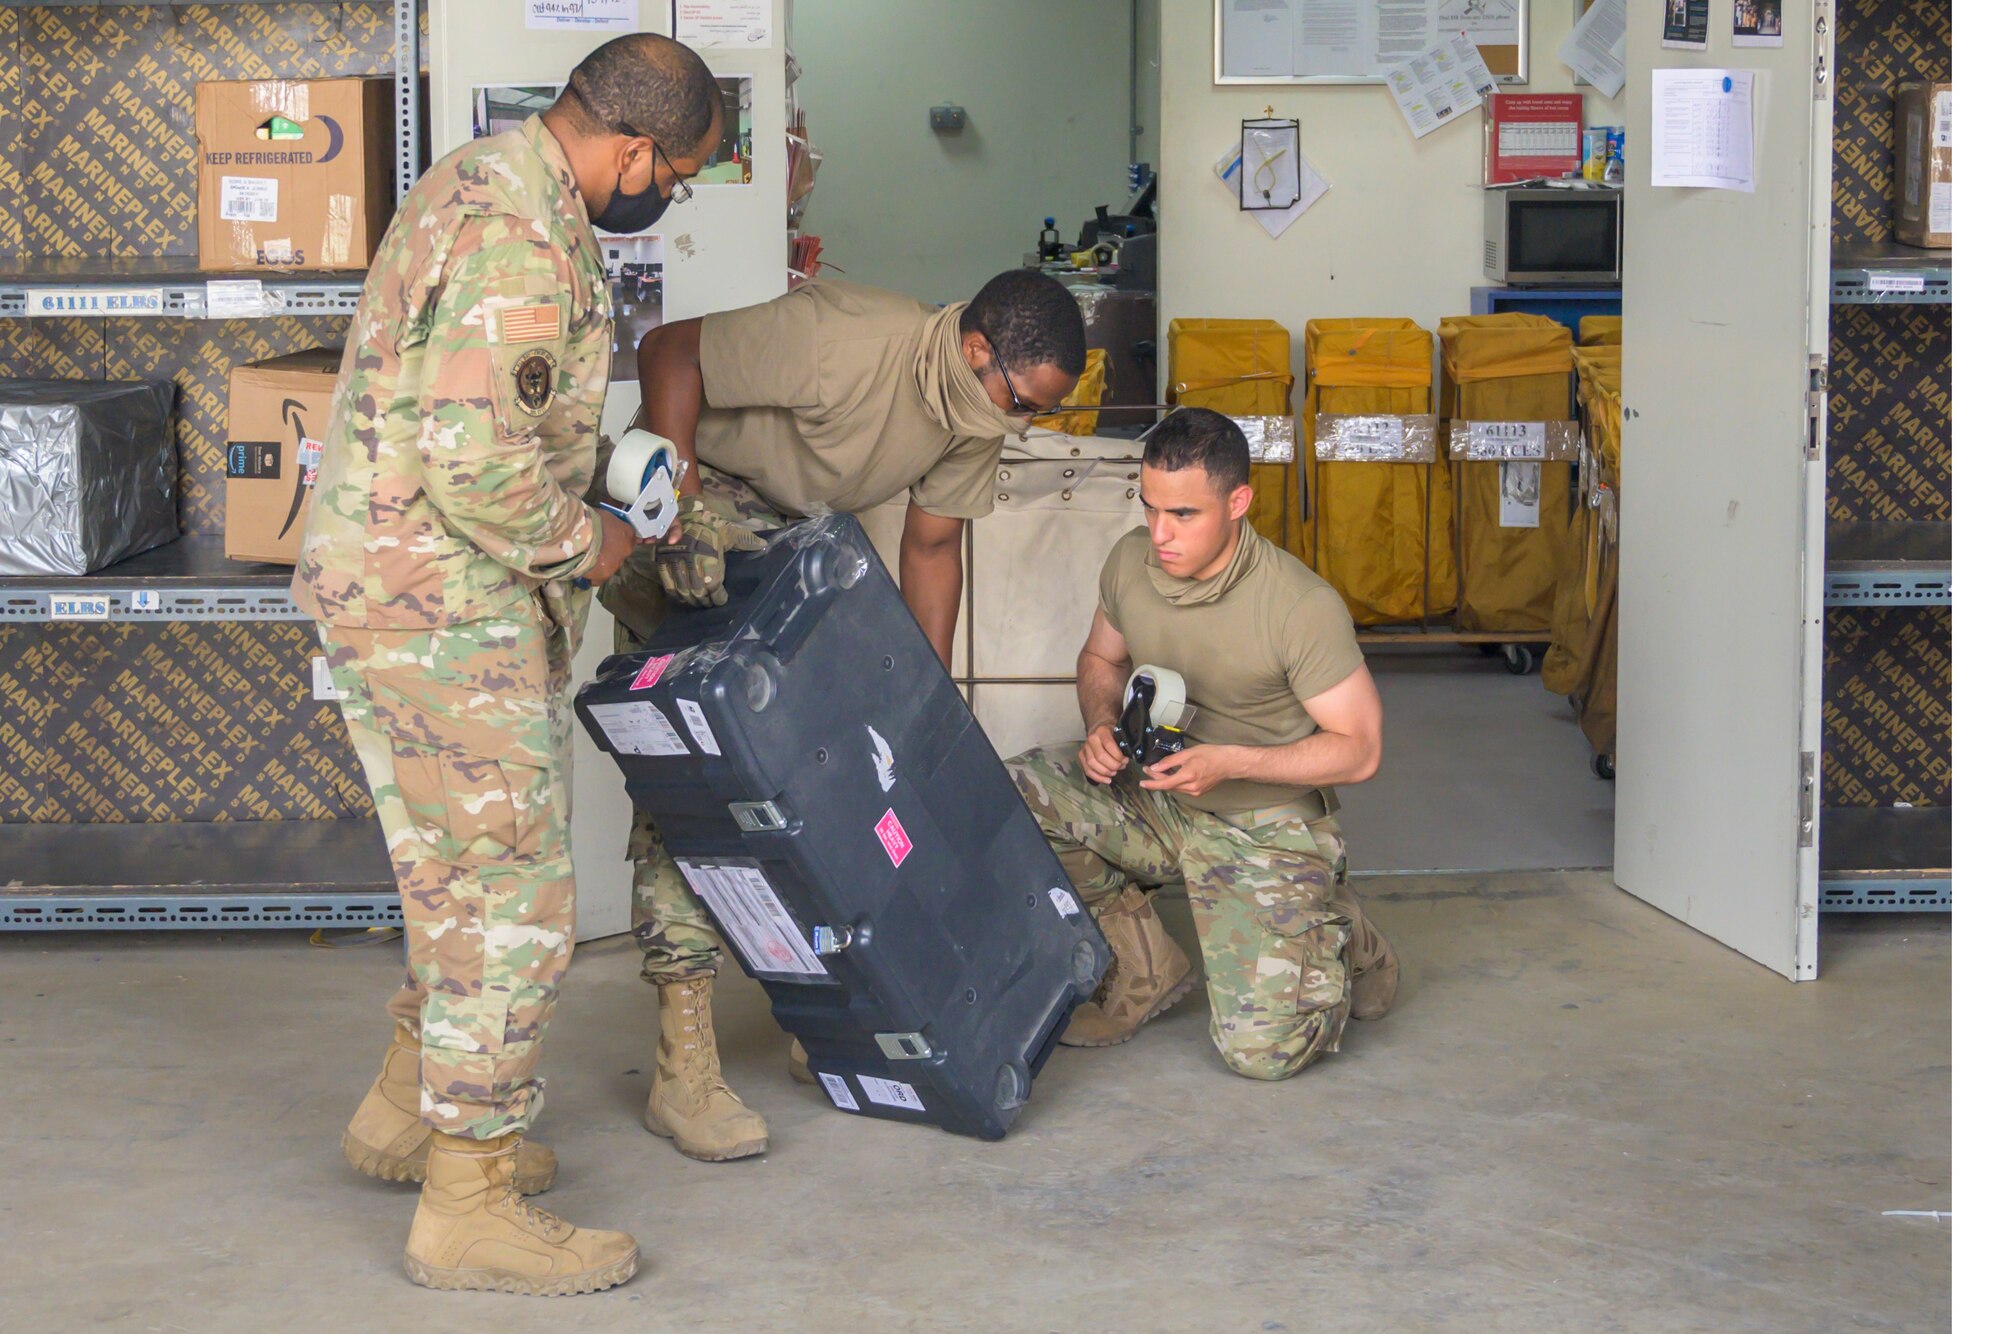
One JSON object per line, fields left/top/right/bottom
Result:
{"left": 1343, "top": 647, "right": 1616, "bottom": 874}
{"left": 0, "top": 873, "right": 1947, "bottom": 1332}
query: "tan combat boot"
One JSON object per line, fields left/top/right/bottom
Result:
{"left": 787, "top": 1038, "right": 811, "bottom": 1085}
{"left": 403, "top": 1131, "right": 638, "bottom": 1296}
{"left": 342, "top": 1026, "right": 556, "bottom": 1195}
{"left": 1334, "top": 882, "right": 1400, "bottom": 1020}
{"left": 644, "top": 976, "right": 769, "bottom": 1161}
{"left": 1059, "top": 886, "right": 1196, "bottom": 1047}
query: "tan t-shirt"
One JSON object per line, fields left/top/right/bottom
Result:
{"left": 1099, "top": 524, "right": 1366, "bottom": 815}
{"left": 694, "top": 279, "right": 1003, "bottom": 519}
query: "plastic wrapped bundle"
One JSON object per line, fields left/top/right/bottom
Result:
{"left": 0, "top": 379, "right": 178, "bottom": 576}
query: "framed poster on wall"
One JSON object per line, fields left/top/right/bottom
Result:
{"left": 1214, "top": 0, "right": 1529, "bottom": 85}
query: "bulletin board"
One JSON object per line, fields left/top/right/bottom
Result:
{"left": 1214, "top": 0, "right": 1528, "bottom": 85}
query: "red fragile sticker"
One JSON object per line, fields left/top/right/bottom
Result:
{"left": 874, "top": 808, "right": 913, "bottom": 868}
{"left": 632, "top": 654, "right": 674, "bottom": 691}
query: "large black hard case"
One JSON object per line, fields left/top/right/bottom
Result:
{"left": 576, "top": 514, "right": 1107, "bottom": 1140}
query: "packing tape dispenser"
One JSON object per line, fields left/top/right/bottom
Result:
{"left": 1113, "top": 664, "right": 1196, "bottom": 769}
{"left": 602, "top": 428, "right": 684, "bottom": 540}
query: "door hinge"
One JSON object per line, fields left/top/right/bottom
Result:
{"left": 1805, "top": 354, "right": 1827, "bottom": 462}
{"left": 1798, "top": 752, "right": 1818, "bottom": 848}
{"left": 1813, "top": 1, "right": 1832, "bottom": 102}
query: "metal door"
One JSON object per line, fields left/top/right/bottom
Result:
{"left": 1615, "top": 2, "right": 1834, "bottom": 979}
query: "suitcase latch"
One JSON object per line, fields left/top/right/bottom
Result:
{"left": 876, "top": 1032, "right": 933, "bottom": 1060}
{"left": 729, "top": 800, "right": 790, "bottom": 832}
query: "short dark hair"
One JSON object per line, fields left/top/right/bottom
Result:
{"left": 1143, "top": 407, "right": 1251, "bottom": 494}
{"left": 561, "top": 34, "right": 719, "bottom": 158}
{"left": 962, "top": 269, "right": 1087, "bottom": 376}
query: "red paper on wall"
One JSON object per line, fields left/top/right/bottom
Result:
{"left": 1484, "top": 94, "right": 1584, "bottom": 184}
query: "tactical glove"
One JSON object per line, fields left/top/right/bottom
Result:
{"left": 656, "top": 500, "right": 768, "bottom": 607}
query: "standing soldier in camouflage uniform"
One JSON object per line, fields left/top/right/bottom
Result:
{"left": 1006, "top": 407, "right": 1400, "bottom": 1080}
{"left": 293, "top": 35, "right": 721, "bottom": 1296}
{"left": 598, "top": 271, "right": 1085, "bottom": 1162}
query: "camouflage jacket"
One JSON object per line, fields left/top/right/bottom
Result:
{"left": 292, "top": 114, "right": 612, "bottom": 633}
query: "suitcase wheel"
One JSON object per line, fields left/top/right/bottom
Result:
{"left": 1501, "top": 644, "right": 1535, "bottom": 675}
{"left": 1592, "top": 753, "right": 1615, "bottom": 781}
{"left": 1072, "top": 939, "right": 1107, "bottom": 991}
{"left": 994, "top": 1062, "right": 1029, "bottom": 1112}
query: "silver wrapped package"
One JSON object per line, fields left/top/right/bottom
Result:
{"left": 0, "top": 379, "right": 179, "bottom": 576}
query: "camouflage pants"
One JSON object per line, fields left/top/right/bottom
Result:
{"left": 600, "top": 465, "right": 786, "bottom": 987}
{"left": 1008, "top": 745, "right": 1354, "bottom": 1081}
{"left": 321, "top": 611, "right": 579, "bottom": 1139}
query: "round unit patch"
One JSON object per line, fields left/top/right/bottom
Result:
{"left": 512, "top": 350, "right": 557, "bottom": 416}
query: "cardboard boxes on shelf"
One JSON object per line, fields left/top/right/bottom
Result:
{"left": 224, "top": 352, "right": 342, "bottom": 565}
{"left": 196, "top": 78, "right": 397, "bottom": 272}
{"left": 1894, "top": 81, "right": 1952, "bottom": 249}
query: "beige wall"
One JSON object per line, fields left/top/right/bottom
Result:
{"left": 1157, "top": 0, "right": 1618, "bottom": 389}
{"left": 792, "top": 0, "right": 1136, "bottom": 305}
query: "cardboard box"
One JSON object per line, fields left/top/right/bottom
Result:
{"left": 197, "top": 79, "right": 395, "bottom": 272}
{"left": 1484, "top": 94, "right": 1584, "bottom": 185}
{"left": 224, "top": 352, "right": 341, "bottom": 565}
{"left": 1894, "top": 81, "right": 1952, "bottom": 248}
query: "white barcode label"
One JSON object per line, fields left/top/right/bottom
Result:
{"left": 1048, "top": 887, "right": 1081, "bottom": 918}
{"left": 1929, "top": 182, "right": 1951, "bottom": 237}
{"left": 1934, "top": 91, "right": 1952, "bottom": 149}
{"left": 588, "top": 702, "right": 689, "bottom": 756}
{"left": 857, "top": 1075, "right": 926, "bottom": 1112}
{"left": 205, "top": 279, "right": 267, "bottom": 318}
{"left": 220, "top": 176, "right": 279, "bottom": 222}
{"left": 1868, "top": 273, "right": 1925, "bottom": 294}
{"left": 677, "top": 698, "right": 721, "bottom": 755}
{"left": 677, "top": 859, "right": 827, "bottom": 977}
{"left": 818, "top": 1073, "right": 859, "bottom": 1111}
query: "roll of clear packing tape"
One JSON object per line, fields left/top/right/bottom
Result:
{"left": 607, "top": 428, "right": 676, "bottom": 505}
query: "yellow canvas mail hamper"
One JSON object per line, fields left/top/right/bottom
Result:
{"left": 1302, "top": 317, "right": 1456, "bottom": 625}
{"left": 1571, "top": 345, "right": 1622, "bottom": 769}
{"left": 1167, "top": 318, "right": 1305, "bottom": 561}
{"left": 1438, "top": 313, "right": 1576, "bottom": 633}
{"left": 1033, "top": 348, "right": 1108, "bottom": 437}
{"left": 1543, "top": 343, "right": 1620, "bottom": 695}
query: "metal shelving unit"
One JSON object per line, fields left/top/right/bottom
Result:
{"left": 0, "top": 537, "right": 303, "bottom": 621}
{"left": 1819, "top": 806, "right": 1951, "bottom": 913}
{"left": 1, "top": 0, "right": 423, "bottom": 931}
{"left": 1829, "top": 241, "right": 1951, "bottom": 304}
{"left": 2, "top": 820, "right": 397, "bottom": 930}
{"left": 1823, "top": 520, "right": 1951, "bottom": 605}
{"left": 0, "top": 256, "right": 364, "bottom": 321}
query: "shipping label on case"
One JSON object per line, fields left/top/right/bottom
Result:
{"left": 631, "top": 654, "right": 674, "bottom": 691}
{"left": 587, "top": 701, "right": 689, "bottom": 756}
{"left": 49, "top": 595, "right": 111, "bottom": 621}
{"left": 676, "top": 697, "right": 721, "bottom": 755}
{"left": 818, "top": 1073, "right": 860, "bottom": 1111}
{"left": 676, "top": 858, "right": 829, "bottom": 979}
{"left": 857, "top": 1075, "right": 926, "bottom": 1112}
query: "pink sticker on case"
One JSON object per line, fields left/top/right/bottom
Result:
{"left": 874, "top": 808, "right": 913, "bottom": 868}
{"left": 632, "top": 654, "right": 674, "bottom": 691}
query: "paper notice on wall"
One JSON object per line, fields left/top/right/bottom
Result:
{"left": 1437, "top": 0, "right": 1519, "bottom": 40}
{"left": 1499, "top": 461, "right": 1542, "bottom": 529}
{"left": 1559, "top": 0, "right": 1627, "bottom": 97}
{"left": 1652, "top": 69, "right": 1755, "bottom": 192}
{"left": 1661, "top": 0, "right": 1709, "bottom": 50}
{"left": 588, "top": 702, "right": 690, "bottom": 756}
{"left": 526, "top": 0, "right": 638, "bottom": 30}
{"left": 1384, "top": 31, "right": 1498, "bottom": 139}
{"left": 220, "top": 177, "right": 279, "bottom": 223}
{"left": 675, "top": 0, "right": 774, "bottom": 48}
{"left": 677, "top": 858, "right": 828, "bottom": 977}
{"left": 1373, "top": 0, "right": 1440, "bottom": 66}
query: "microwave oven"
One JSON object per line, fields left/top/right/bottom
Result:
{"left": 1483, "top": 187, "right": 1623, "bottom": 285}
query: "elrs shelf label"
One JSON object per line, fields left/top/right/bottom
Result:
{"left": 50, "top": 595, "right": 112, "bottom": 621}
{"left": 28, "top": 288, "right": 166, "bottom": 316}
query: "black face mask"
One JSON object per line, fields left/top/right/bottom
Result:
{"left": 591, "top": 164, "right": 670, "bottom": 235}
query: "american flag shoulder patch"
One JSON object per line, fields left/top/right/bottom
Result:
{"left": 500, "top": 302, "right": 562, "bottom": 345}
